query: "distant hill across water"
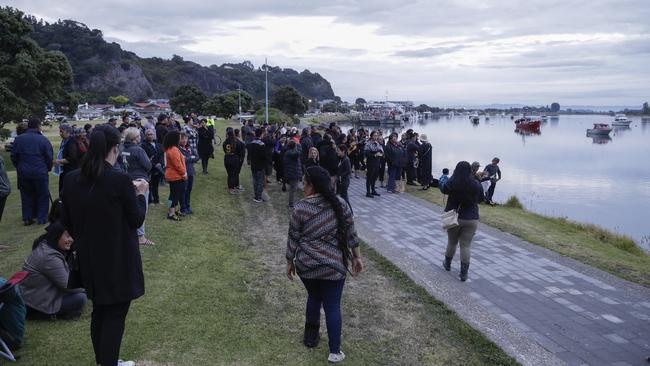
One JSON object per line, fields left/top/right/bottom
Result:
{"left": 25, "top": 17, "right": 336, "bottom": 104}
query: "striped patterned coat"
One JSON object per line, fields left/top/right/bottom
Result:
{"left": 286, "top": 195, "right": 359, "bottom": 280}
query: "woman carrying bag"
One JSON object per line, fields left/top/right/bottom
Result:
{"left": 440, "top": 161, "right": 484, "bottom": 282}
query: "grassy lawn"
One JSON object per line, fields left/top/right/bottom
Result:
{"left": 407, "top": 186, "right": 650, "bottom": 288}
{"left": 0, "top": 119, "right": 518, "bottom": 365}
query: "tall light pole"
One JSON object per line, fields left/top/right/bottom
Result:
{"left": 265, "top": 57, "right": 269, "bottom": 125}
{"left": 238, "top": 84, "right": 242, "bottom": 124}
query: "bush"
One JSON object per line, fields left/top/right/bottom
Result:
{"left": 255, "top": 107, "right": 293, "bottom": 125}
{"left": 0, "top": 128, "right": 10, "bottom": 141}
{"left": 504, "top": 196, "right": 524, "bottom": 209}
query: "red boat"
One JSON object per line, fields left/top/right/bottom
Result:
{"left": 514, "top": 118, "right": 542, "bottom": 130}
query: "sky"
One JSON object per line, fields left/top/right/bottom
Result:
{"left": 6, "top": 0, "right": 650, "bottom": 107}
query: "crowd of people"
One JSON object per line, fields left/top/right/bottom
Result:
{"left": 0, "top": 114, "right": 504, "bottom": 365}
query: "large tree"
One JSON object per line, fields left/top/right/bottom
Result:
{"left": 0, "top": 7, "right": 77, "bottom": 127}
{"left": 550, "top": 102, "right": 561, "bottom": 113}
{"left": 170, "top": 84, "right": 207, "bottom": 116}
{"left": 108, "top": 95, "right": 129, "bottom": 107}
{"left": 272, "top": 86, "right": 306, "bottom": 116}
{"left": 203, "top": 90, "right": 252, "bottom": 118}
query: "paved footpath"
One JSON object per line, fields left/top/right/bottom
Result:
{"left": 347, "top": 178, "right": 650, "bottom": 366}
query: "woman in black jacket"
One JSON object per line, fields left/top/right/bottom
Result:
{"left": 61, "top": 124, "right": 148, "bottom": 366}
{"left": 197, "top": 120, "right": 214, "bottom": 174}
{"left": 440, "top": 161, "right": 484, "bottom": 281}
{"left": 223, "top": 129, "right": 245, "bottom": 195}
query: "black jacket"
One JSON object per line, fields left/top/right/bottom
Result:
{"left": 61, "top": 162, "right": 146, "bottom": 305}
{"left": 317, "top": 140, "right": 338, "bottom": 176}
{"left": 300, "top": 135, "right": 313, "bottom": 164}
{"left": 141, "top": 141, "right": 165, "bottom": 176}
{"left": 441, "top": 175, "right": 484, "bottom": 220}
{"left": 246, "top": 139, "right": 267, "bottom": 172}
{"left": 337, "top": 155, "right": 351, "bottom": 186}
{"left": 197, "top": 126, "right": 214, "bottom": 158}
{"left": 384, "top": 142, "right": 406, "bottom": 168}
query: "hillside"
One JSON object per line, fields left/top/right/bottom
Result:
{"left": 25, "top": 17, "right": 335, "bottom": 103}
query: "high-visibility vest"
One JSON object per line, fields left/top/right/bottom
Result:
{"left": 206, "top": 118, "right": 215, "bottom": 127}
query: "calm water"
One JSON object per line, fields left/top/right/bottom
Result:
{"left": 347, "top": 114, "right": 650, "bottom": 251}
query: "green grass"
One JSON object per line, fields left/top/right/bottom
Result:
{"left": 409, "top": 187, "right": 650, "bottom": 288}
{"left": 0, "top": 119, "right": 518, "bottom": 365}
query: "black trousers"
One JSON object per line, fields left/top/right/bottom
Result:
{"left": 149, "top": 173, "right": 161, "bottom": 203}
{"left": 406, "top": 163, "right": 417, "bottom": 183}
{"left": 91, "top": 301, "right": 131, "bottom": 366}
{"left": 224, "top": 156, "right": 240, "bottom": 189}
{"left": 366, "top": 163, "right": 379, "bottom": 194}
{"left": 486, "top": 181, "right": 497, "bottom": 201}
{"left": 378, "top": 159, "right": 386, "bottom": 183}
{"left": 0, "top": 195, "right": 6, "bottom": 223}
{"left": 200, "top": 154, "right": 210, "bottom": 173}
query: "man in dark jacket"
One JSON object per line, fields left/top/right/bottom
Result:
{"left": 406, "top": 135, "right": 419, "bottom": 185}
{"left": 336, "top": 144, "right": 352, "bottom": 209}
{"left": 418, "top": 134, "right": 433, "bottom": 190}
{"left": 310, "top": 126, "right": 322, "bottom": 146}
{"left": 299, "top": 128, "right": 313, "bottom": 169}
{"left": 483, "top": 157, "right": 502, "bottom": 204}
{"left": 155, "top": 114, "right": 169, "bottom": 143}
{"left": 54, "top": 124, "right": 80, "bottom": 194}
{"left": 11, "top": 118, "right": 53, "bottom": 225}
{"left": 141, "top": 129, "right": 164, "bottom": 204}
{"left": 246, "top": 128, "right": 267, "bottom": 202}
{"left": 384, "top": 133, "right": 406, "bottom": 193}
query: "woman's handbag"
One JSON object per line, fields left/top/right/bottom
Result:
{"left": 441, "top": 209, "right": 459, "bottom": 230}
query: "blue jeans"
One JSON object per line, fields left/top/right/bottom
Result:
{"left": 18, "top": 177, "right": 50, "bottom": 223}
{"left": 252, "top": 169, "right": 265, "bottom": 200}
{"left": 58, "top": 292, "right": 88, "bottom": 318}
{"left": 181, "top": 175, "right": 194, "bottom": 212}
{"left": 300, "top": 277, "right": 346, "bottom": 353}
{"left": 387, "top": 166, "right": 401, "bottom": 192}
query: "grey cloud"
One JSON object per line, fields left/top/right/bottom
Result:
{"left": 310, "top": 47, "right": 367, "bottom": 57}
{"left": 393, "top": 45, "right": 466, "bottom": 58}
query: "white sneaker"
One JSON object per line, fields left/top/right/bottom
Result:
{"left": 118, "top": 360, "right": 135, "bottom": 366}
{"left": 328, "top": 351, "right": 345, "bottom": 363}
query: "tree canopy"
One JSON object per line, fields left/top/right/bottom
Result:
{"left": 550, "top": 102, "right": 561, "bottom": 113}
{"left": 272, "top": 86, "right": 307, "bottom": 116}
{"left": 170, "top": 84, "right": 207, "bottom": 116}
{"left": 0, "top": 7, "right": 77, "bottom": 126}
{"left": 108, "top": 95, "right": 129, "bottom": 107}
{"left": 355, "top": 98, "right": 367, "bottom": 105}
{"left": 202, "top": 90, "right": 253, "bottom": 118}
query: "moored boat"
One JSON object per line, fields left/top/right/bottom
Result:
{"left": 514, "top": 117, "right": 541, "bottom": 130}
{"left": 611, "top": 114, "right": 632, "bottom": 126}
{"left": 586, "top": 123, "right": 613, "bottom": 135}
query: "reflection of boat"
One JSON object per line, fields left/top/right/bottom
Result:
{"left": 586, "top": 123, "right": 612, "bottom": 135}
{"left": 469, "top": 113, "right": 479, "bottom": 123}
{"left": 514, "top": 118, "right": 542, "bottom": 130}
{"left": 612, "top": 114, "right": 632, "bottom": 126}
{"left": 515, "top": 128, "right": 541, "bottom": 136}
{"left": 590, "top": 135, "right": 612, "bottom": 144}
{"left": 541, "top": 115, "right": 548, "bottom": 122}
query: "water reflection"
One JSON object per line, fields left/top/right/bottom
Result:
{"left": 587, "top": 134, "right": 612, "bottom": 144}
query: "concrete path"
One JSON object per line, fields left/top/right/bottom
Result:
{"left": 347, "top": 178, "right": 650, "bottom": 366}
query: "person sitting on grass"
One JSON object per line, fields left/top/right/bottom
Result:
{"left": 20, "top": 222, "right": 87, "bottom": 320}
{"left": 286, "top": 166, "right": 364, "bottom": 364}
{"left": 163, "top": 131, "right": 187, "bottom": 220}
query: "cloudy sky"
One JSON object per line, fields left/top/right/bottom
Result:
{"left": 8, "top": 0, "right": 650, "bottom": 106}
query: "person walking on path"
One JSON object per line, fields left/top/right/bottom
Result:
{"left": 0, "top": 155, "right": 10, "bottom": 224}
{"left": 384, "top": 132, "right": 406, "bottom": 194}
{"left": 364, "top": 130, "right": 384, "bottom": 198}
{"left": 283, "top": 140, "right": 302, "bottom": 208}
{"left": 286, "top": 166, "right": 364, "bottom": 363}
{"left": 417, "top": 134, "right": 433, "bottom": 190}
{"left": 141, "top": 129, "right": 164, "bottom": 204}
{"left": 299, "top": 128, "right": 313, "bottom": 171}
{"left": 440, "top": 161, "right": 484, "bottom": 281}
{"left": 163, "top": 131, "right": 187, "bottom": 221}
{"left": 197, "top": 120, "right": 214, "bottom": 174}
{"left": 61, "top": 124, "right": 147, "bottom": 366}
{"left": 223, "top": 130, "right": 245, "bottom": 195}
{"left": 246, "top": 128, "right": 267, "bottom": 203}
{"left": 11, "top": 118, "right": 53, "bottom": 225}
{"left": 483, "top": 157, "right": 501, "bottom": 205}
{"left": 317, "top": 134, "right": 339, "bottom": 189}
{"left": 122, "top": 128, "right": 154, "bottom": 245}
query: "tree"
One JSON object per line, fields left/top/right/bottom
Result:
{"left": 108, "top": 95, "right": 129, "bottom": 107}
{"left": 322, "top": 103, "right": 338, "bottom": 113}
{"left": 355, "top": 97, "right": 366, "bottom": 105}
{"left": 170, "top": 84, "right": 207, "bottom": 116}
{"left": 416, "top": 104, "right": 431, "bottom": 113}
{"left": 272, "top": 86, "right": 306, "bottom": 116}
{"left": 0, "top": 7, "right": 77, "bottom": 127}
{"left": 642, "top": 102, "right": 649, "bottom": 115}
{"left": 550, "top": 102, "right": 561, "bottom": 113}
{"left": 202, "top": 90, "right": 253, "bottom": 118}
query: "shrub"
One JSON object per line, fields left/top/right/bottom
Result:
{"left": 0, "top": 128, "right": 10, "bottom": 141}
{"left": 504, "top": 196, "right": 524, "bottom": 209}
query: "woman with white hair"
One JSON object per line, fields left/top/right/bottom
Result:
{"left": 418, "top": 134, "right": 433, "bottom": 190}
{"left": 123, "top": 127, "right": 154, "bottom": 246}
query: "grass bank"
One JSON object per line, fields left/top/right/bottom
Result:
{"left": 408, "top": 186, "right": 650, "bottom": 288}
{"left": 301, "top": 113, "right": 353, "bottom": 126}
{"left": 0, "top": 119, "right": 517, "bottom": 365}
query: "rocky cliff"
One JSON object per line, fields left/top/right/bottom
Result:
{"left": 26, "top": 18, "right": 336, "bottom": 103}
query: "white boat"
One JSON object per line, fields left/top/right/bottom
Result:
{"left": 612, "top": 114, "right": 632, "bottom": 126}
{"left": 586, "top": 123, "right": 613, "bottom": 135}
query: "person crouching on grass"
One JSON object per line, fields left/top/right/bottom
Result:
{"left": 163, "top": 131, "right": 187, "bottom": 221}
{"left": 286, "top": 166, "right": 364, "bottom": 363}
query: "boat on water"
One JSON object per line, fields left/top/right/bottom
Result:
{"left": 586, "top": 123, "right": 613, "bottom": 135}
{"left": 514, "top": 117, "right": 542, "bottom": 130}
{"left": 469, "top": 113, "right": 479, "bottom": 123}
{"left": 541, "top": 115, "right": 549, "bottom": 122}
{"left": 611, "top": 114, "right": 632, "bottom": 126}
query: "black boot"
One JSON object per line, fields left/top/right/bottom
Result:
{"left": 303, "top": 322, "right": 320, "bottom": 348}
{"left": 459, "top": 262, "right": 470, "bottom": 282}
{"left": 442, "top": 256, "right": 452, "bottom": 271}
